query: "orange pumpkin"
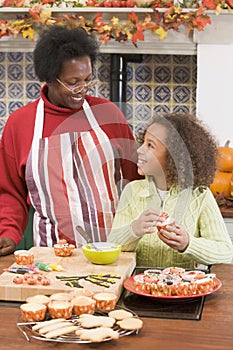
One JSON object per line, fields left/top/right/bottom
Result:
{"left": 209, "top": 171, "right": 233, "bottom": 198}
{"left": 216, "top": 140, "right": 233, "bottom": 172}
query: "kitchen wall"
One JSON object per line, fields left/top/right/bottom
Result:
{"left": 197, "top": 43, "right": 233, "bottom": 146}
{"left": 0, "top": 52, "right": 197, "bottom": 137}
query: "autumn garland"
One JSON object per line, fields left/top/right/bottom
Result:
{"left": 0, "top": 0, "right": 232, "bottom": 46}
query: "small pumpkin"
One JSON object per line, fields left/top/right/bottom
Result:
{"left": 216, "top": 140, "right": 233, "bottom": 172}
{"left": 209, "top": 171, "right": 233, "bottom": 198}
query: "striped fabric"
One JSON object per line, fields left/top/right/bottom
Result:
{"left": 26, "top": 99, "right": 121, "bottom": 247}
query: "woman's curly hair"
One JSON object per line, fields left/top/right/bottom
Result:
{"left": 136, "top": 113, "right": 218, "bottom": 190}
{"left": 33, "top": 26, "right": 99, "bottom": 83}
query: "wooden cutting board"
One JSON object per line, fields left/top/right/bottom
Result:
{"left": 0, "top": 247, "right": 136, "bottom": 302}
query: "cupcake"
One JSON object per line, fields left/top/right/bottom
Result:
{"left": 14, "top": 250, "right": 34, "bottom": 265}
{"left": 49, "top": 292, "right": 73, "bottom": 303}
{"left": 72, "top": 296, "right": 96, "bottom": 316}
{"left": 26, "top": 295, "right": 50, "bottom": 308}
{"left": 70, "top": 288, "right": 94, "bottom": 299}
{"left": 53, "top": 239, "right": 75, "bottom": 257}
{"left": 48, "top": 300, "right": 73, "bottom": 319}
{"left": 93, "top": 292, "right": 117, "bottom": 311}
{"left": 20, "top": 302, "right": 46, "bottom": 322}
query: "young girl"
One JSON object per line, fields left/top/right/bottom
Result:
{"left": 108, "top": 113, "right": 233, "bottom": 268}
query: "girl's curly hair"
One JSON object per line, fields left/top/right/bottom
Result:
{"left": 136, "top": 113, "right": 218, "bottom": 190}
{"left": 33, "top": 26, "right": 99, "bottom": 83}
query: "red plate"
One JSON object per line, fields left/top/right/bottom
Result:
{"left": 123, "top": 274, "right": 222, "bottom": 299}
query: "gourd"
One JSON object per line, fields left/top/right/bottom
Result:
{"left": 209, "top": 171, "right": 232, "bottom": 198}
{"left": 216, "top": 140, "right": 233, "bottom": 172}
{"left": 210, "top": 140, "right": 233, "bottom": 198}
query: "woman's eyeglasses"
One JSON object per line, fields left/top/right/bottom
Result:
{"left": 56, "top": 78, "right": 95, "bottom": 94}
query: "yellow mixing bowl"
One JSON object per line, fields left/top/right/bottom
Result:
{"left": 82, "top": 242, "right": 121, "bottom": 265}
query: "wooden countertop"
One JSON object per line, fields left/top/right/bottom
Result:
{"left": 0, "top": 247, "right": 136, "bottom": 302}
{"left": 0, "top": 253, "right": 233, "bottom": 350}
{"left": 220, "top": 205, "right": 233, "bottom": 218}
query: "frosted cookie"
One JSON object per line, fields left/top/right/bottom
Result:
{"left": 78, "top": 314, "right": 115, "bottom": 328}
{"left": 32, "top": 318, "right": 66, "bottom": 331}
{"left": 108, "top": 309, "right": 133, "bottom": 320}
{"left": 76, "top": 327, "right": 119, "bottom": 342}
{"left": 45, "top": 325, "right": 78, "bottom": 339}
{"left": 117, "top": 317, "right": 143, "bottom": 330}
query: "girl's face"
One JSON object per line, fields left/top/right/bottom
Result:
{"left": 47, "top": 56, "right": 93, "bottom": 110}
{"left": 137, "top": 123, "right": 168, "bottom": 181}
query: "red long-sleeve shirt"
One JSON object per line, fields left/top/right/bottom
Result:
{"left": 0, "top": 85, "right": 140, "bottom": 245}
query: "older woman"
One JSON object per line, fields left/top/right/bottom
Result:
{"left": 0, "top": 26, "right": 139, "bottom": 256}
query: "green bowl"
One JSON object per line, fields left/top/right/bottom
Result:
{"left": 82, "top": 242, "right": 121, "bottom": 265}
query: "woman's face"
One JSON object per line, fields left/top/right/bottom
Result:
{"left": 137, "top": 123, "right": 168, "bottom": 181}
{"left": 47, "top": 56, "right": 93, "bottom": 110}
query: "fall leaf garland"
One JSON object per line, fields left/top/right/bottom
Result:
{"left": 0, "top": 0, "right": 232, "bottom": 46}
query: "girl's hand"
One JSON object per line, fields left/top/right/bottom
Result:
{"left": 131, "top": 209, "right": 161, "bottom": 237}
{"left": 158, "top": 223, "right": 189, "bottom": 252}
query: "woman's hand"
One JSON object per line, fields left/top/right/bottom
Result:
{"left": 131, "top": 209, "right": 161, "bottom": 237}
{"left": 158, "top": 223, "right": 189, "bottom": 252}
{"left": 0, "top": 238, "right": 16, "bottom": 256}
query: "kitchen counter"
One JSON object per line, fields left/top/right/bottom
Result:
{"left": 0, "top": 253, "right": 233, "bottom": 350}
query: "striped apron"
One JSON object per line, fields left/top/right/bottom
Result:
{"left": 25, "top": 98, "right": 121, "bottom": 247}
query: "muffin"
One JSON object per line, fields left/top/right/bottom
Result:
{"left": 26, "top": 295, "right": 50, "bottom": 308}
{"left": 93, "top": 292, "right": 117, "bottom": 311}
{"left": 72, "top": 296, "right": 96, "bottom": 316}
{"left": 53, "top": 239, "right": 75, "bottom": 257}
{"left": 49, "top": 292, "right": 73, "bottom": 303}
{"left": 20, "top": 302, "right": 46, "bottom": 322}
{"left": 48, "top": 300, "right": 73, "bottom": 319}
{"left": 14, "top": 250, "right": 34, "bottom": 265}
{"left": 70, "top": 288, "right": 94, "bottom": 299}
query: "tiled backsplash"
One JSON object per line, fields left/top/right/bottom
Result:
{"left": 0, "top": 52, "right": 197, "bottom": 136}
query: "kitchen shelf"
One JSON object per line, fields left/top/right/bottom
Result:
{"left": 0, "top": 8, "right": 232, "bottom": 54}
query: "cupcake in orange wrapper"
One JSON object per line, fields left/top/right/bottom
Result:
{"left": 195, "top": 274, "right": 218, "bottom": 294}
{"left": 156, "top": 212, "right": 176, "bottom": 232}
{"left": 20, "top": 302, "right": 46, "bottom": 322}
{"left": 26, "top": 295, "right": 50, "bottom": 308}
{"left": 93, "top": 292, "right": 117, "bottom": 311}
{"left": 49, "top": 292, "right": 73, "bottom": 303}
{"left": 53, "top": 239, "right": 75, "bottom": 257}
{"left": 133, "top": 274, "right": 151, "bottom": 294}
{"left": 72, "top": 296, "right": 96, "bottom": 316}
{"left": 70, "top": 288, "right": 94, "bottom": 299}
{"left": 48, "top": 300, "right": 73, "bottom": 319}
{"left": 14, "top": 250, "right": 34, "bottom": 265}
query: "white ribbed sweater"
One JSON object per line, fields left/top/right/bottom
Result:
{"left": 108, "top": 177, "right": 233, "bottom": 269}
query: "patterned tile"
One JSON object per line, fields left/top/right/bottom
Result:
{"left": 0, "top": 52, "right": 197, "bottom": 138}
{"left": 7, "top": 63, "right": 24, "bottom": 81}
{"left": 154, "top": 66, "right": 171, "bottom": 83}
{"left": 135, "top": 65, "right": 152, "bottom": 82}
{"left": 0, "top": 82, "right": 5, "bottom": 99}
{"left": 7, "top": 52, "right": 23, "bottom": 62}
{"left": 8, "top": 82, "right": 24, "bottom": 99}
{"left": 0, "top": 64, "right": 5, "bottom": 80}
{"left": 154, "top": 86, "right": 171, "bottom": 103}
{"left": 135, "top": 85, "right": 152, "bottom": 102}
{"left": 0, "top": 53, "right": 6, "bottom": 62}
